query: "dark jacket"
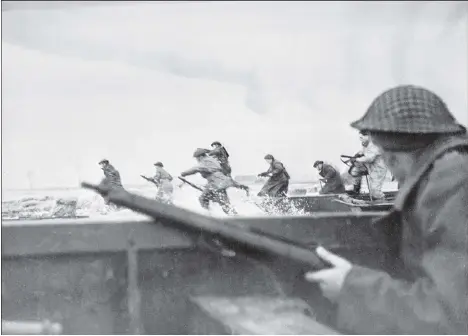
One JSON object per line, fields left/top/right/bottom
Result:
{"left": 209, "top": 146, "right": 232, "bottom": 176}
{"left": 258, "top": 160, "right": 290, "bottom": 197}
{"left": 336, "top": 136, "right": 468, "bottom": 334}
{"left": 319, "top": 163, "right": 345, "bottom": 194}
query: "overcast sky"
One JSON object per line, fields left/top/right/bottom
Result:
{"left": 2, "top": 1, "right": 467, "bottom": 189}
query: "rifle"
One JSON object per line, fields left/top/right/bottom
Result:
{"left": 81, "top": 182, "right": 331, "bottom": 271}
{"left": 340, "top": 153, "right": 363, "bottom": 163}
{"left": 178, "top": 176, "right": 204, "bottom": 192}
{"left": 141, "top": 175, "right": 158, "bottom": 187}
{"left": 340, "top": 154, "right": 368, "bottom": 176}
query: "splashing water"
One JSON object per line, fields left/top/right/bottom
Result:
{"left": 2, "top": 182, "right": 310, "bottom": 221}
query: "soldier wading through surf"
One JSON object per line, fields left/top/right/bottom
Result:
{"left": 180, "top": 148, "right": 238, "bottom": 215}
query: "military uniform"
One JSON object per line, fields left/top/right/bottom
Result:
{"left": 258, "top": 156, "right": 290, "bottom": 197}
{"left": 335, "top": 85, "right": 468, "bottom": 334}
{"left": 317, "top": 163, "right": 346, "bottom": 194}
{"left": 152, "top": 164, "right": 174, "bottom": 204}
{"left": 181, "top": 149, "right": 237, "bottom": 215}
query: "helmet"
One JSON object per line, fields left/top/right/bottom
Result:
{"left": 99, "top": 159, "right": 109, "bottom": 165}
{"left": 211, "top": 141, "right": 222, "bottom": 147}
{"left": 193, "top": 148, "right": 210, "bottom": 158}
{"left": 154, "top": 162, "right": 163, "bottom": 167}
{"left": 313, "top": 160, "right": 323, "bottom": 168}
{"left": 264, "top": 154, "right": 274, "bottom": 160}
{"left": 351, "top": 85, "right": 466, "bottom": 134}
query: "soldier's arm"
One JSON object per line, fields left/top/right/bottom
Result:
{"left": 151, "top": 171, "right": 161, "bottom": 185}
{"left": 269, "top": 162, "right": 284, "bottom": 176}
{"left": 355, "top": 144, "right": 379, "bottom": 163}
{"left": 180, "top": 167, "right": 200, "bottom": 177}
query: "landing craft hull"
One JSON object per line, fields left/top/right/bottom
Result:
{"left": 2, "top": 212, "right": 399, "bottom": 334}
{"left": 263, "top": 191, "right": 398, "bottom": 214}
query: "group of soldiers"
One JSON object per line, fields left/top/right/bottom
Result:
{"left": 97, "top": 84, "right": 467, "bottom": 333}
{"left": 99, "top": 129, "right": 392, "bottom": 214}
{"left": 98, "top": 141, "right": 291, "bottom": 214}
{"left": 313, "top": 130, "right": 390, "bottom": 199}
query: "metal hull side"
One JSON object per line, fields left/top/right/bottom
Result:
{"left": 2, "top": 214, "right": 398, "bottom": 334}
{"left": 288, "top": 195, "right": 354, "bottom": 212}
{"left": 288, "top": 194, "right": 395, "bottom": 213}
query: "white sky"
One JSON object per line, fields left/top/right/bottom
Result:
{"left": 2, "top": 1, "right": 468, "bottom": 189}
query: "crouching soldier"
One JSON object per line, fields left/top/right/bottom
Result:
{"left": 152, "top": 162, "right": 174, "bottom": 204}
{"left": 305, "top": 85, "right": 468, "bottom": 334}
{"left": 181, "top": 148, "right": 237, "bottom": 215}
{"left": 258, "top": 154, "right": 290, "bottom": 197}
{"left": 313, "top": 160, "right": 345, "bottom": 194}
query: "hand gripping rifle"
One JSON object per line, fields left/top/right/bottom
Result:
{"left": 81, "top": 182, "right": 331, "bottom": 271}
{"left": 340, "top": 154, "right": 368, "bottom": 177}
{"left": 141, "top": 175, "right": 158, "bottom": 187}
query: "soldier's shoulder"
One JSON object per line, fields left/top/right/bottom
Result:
{"left": 425, "top": 150, "right": 468, "bottom": 194}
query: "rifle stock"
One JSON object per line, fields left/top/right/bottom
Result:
{"left": 81, "top": 182, "right": 330, "bottom": 271}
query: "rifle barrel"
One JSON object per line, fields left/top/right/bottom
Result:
{"left": 178, "top": 177, "right": 203, "bottom": 192}
{"left": 81, "top": 182, "right": 329, "bottom": 270}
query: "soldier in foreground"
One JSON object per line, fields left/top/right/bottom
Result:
{"left": 305, "top": 85, "right": 468, "bottom": 334}
{"left": 181, "top": 148, "right": 237, "bottom": 215}
{"left": 209, "top": 141, "right": 250, "bottom": 195}
{"left": 313, "top": 160, "right": 345, "bottom": 194}
{"left": 257, "top": 154, "right": 290, "bottom": 197}
{"left": 98, "top": 159, "right": 123, "bottom": 210}
{"left": 151, "top": 162, "right": 174, "bottom": 204}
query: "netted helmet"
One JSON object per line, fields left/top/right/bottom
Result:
{"left": 351, "top": 85, "right": 466, "bottom": 134}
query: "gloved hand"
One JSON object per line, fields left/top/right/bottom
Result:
{"left": 180, "top": 172, "right": 188, "bottom": 177}
{"left": 258, "top": 172, "right": 267, "bottom": 177}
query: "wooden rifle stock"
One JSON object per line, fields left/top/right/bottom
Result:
{"left": 81, "top": 182, "right": 330, "bottom": 270}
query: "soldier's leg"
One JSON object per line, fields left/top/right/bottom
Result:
{"left": 164, "top": 190, "right": 174, "bottom": 205}
{"left": 369, "top": 174, "right": 386, "bottom": 200}
{"left": 280, "top": 182, "right": 289, "bottom": 197}
{"left": 348, "top": 167, "right": 362, "bottom": 194}
{"left": 198, "top": 189, "right": 212, "bottom": 210}
{"left": 216, "top": 190, "right": 237, "bottom": 215}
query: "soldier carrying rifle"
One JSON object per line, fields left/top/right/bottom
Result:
{"left": 142, "top": 162, "right": 174, "bottom": 204}
{"left": 181, "top": 148, "right": 237, "bottom": 215}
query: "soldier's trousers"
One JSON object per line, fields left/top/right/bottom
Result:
{"left": 199, "top": 188, "right": 237, "bottom": 215}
